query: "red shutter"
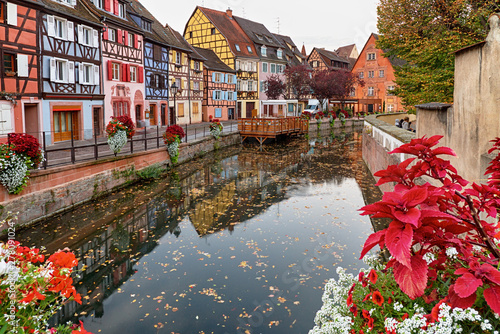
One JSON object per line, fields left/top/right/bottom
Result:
{"left": 126, "top": 64, "right": 131, "bottom": 82}
{"left": 104, "top": 0, "right": 111, "bottom": 12}
{"left": 117, "top": 29, "right": 123, "bottom": 44}
{"left": 134, "top": 34, "right": 139, "bottom": 49}
{"left": 113, "top": 0, "right": 119, "bottom": 15}
{"left": 103, "top": 26, "right": 108, "bottom": 40}
{"left": 123, "top": 31, "right": 129, "bottom": 46}
{"left": 121, "top": 63, "right": 126, "bottom": 82}
{"left": 107, "top": 61, "right": 113, "bottom": 80}
{"left": 138, "top": 66, "right": 143, "bottom": 83}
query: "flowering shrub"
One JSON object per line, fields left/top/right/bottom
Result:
{"left": 165, "top": 125, "right": 185, "bottom": 140}
{"left": 310, "top": 135, "right": 500, "bottom": 333}
{"left": 209, "top": 119, "right": 223, "bottom": 140}
{"left": 106, "top": 119, "right": 129, "bottom": 156}
{"left": 0, "top": 233, "right": 91, "bottom": 333}
{"left": 301, "top": 111, "right": 312, "bottom": 120}
{"left": 0, "top": 134, "right": 43, "bottom": 194}
{"left": 112, "top": 115, "right": 135, "bottom": 138}
{"left": 105, "top": 118, "right": 128, "bottom": 138}
{"left": 337, "top": 110, "right": 348, "bottom": 126}
{"left": 163, "top": 126, "right": 184, "bottom": 164}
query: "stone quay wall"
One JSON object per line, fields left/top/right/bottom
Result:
{"left": 0, "top": 133, "right": 241, "bottom": 228}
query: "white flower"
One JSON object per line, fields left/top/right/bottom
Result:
{"left": 423, "top": 252, "right": 436, "bottom": 265}
{"left": 446, "top": 247, "right": 458, "bottom": 259}
{"left": 107, "top": 129, "right": 128, "bottom": 154}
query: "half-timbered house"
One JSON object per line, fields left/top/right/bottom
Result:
{"left": 193, "top": 47, "right": 236, "bottom": 121}
{"left": 184, "top": 7, "right": 260, "bottom": 118}
{"left": 0, "top": 0, "right": 41, "bottom": 141}
{"left": 166, "top": 25, "right": 197, "bottom": 125}
{"left": 38, "top": 0, "right": 103, "bottom": 144}
{"left": 82, "top": 0, "right": 145, "bottom": 128}
{"left": 127, "top": 0, "right": 178, "bottom": 127}
{"left": 307, "top": 47, "right": 350, "bottom": 72}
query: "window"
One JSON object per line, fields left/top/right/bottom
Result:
{"left": 359, "top": 72, "right": 364, "bottom": 79}
{"left": 312, "top": 60, "right": 318, "bottom": 68}
{"left": 214, "top": 72, "right": 222, "bottom": 82}
{"left": 142, "top": 20, "right": 151, "bottom": 32}
{"left": 387, "top": 85, "right": 395, "bottom": 95}
{"left": 112, "top": 62, "right": 120, "bottom": 80}
{"left": 193, "top": 81, "right": 199, "bottom": 90}
{"left": 235, "top": 44, "right": 240, "bottom": 52}
{"left": 177, "top": 103, "right": 184, "bottom": 117}
{"left": 176, "top": 52, "right": 181, "bottom": 65}
{"left": 55, "top": 17, "right": 67, "bottom": 39}
{"left": 189, "top": 32, "right": 192, "bottom": 39}
{"left": 79, "top": 25, "right": 93, "bottom": 46}
{"left": 94, "top": 0, "right": 103, "bottom": 9}
{"left": 55, "top": 59, "right": 67, "bottom": 82}
{"left": 278, "top": 65, "right": 284, "bottom": 73}
{"left": 248, "top": 81, "right": 253, "bottom": 91}
{"left": 350, "top": 88, "right": 355, "bottom": 96}
{"left": 128, "top": 33, "right": 134, "bottom": 47}
{"left": 130, "top": 66, "right": 137, "bottom": 82}
{"left": 3, "top": 53, "right": 15, "bottom": 73}
{"left": 193, "top": 61, "right": 200, "bottom": 70}
{"left": 227, "top": 74, "right": 235, "bottom": 84}
{"left": 211, "top": 28, "right": 215, "bottom": 35}
{"left": 193, "top": 103, "right": 199, "bottom": 114}
{"left": 262, "top": 62, "right": 268, "bottom": 73}
{"left": 265, "top": 35, "right": 273, "bottom": 43}
{"left": 260, "top": 81, "right": 267, "bottom": 92}
{"left": 368, "top": 71, "right": 374, "bottom": 78}
{"left": 277, "top": 49, "right": 283, "bottom": 59}
{"left": 175, "top": 78, "right": 181, "bottom": 90}
{"left": 215, "top": 108, "right": 222, "bottom": 118}
{"left": 118, "top": 2, "right": 125, "bottom": 18}
{"left": 367, "top": 53, "right": 376, "bottom": 60}
{"left": 0, "top": 104, "right": 13, "bottom": 135}
{"left": 270, "top": 63, "right": 276, "bottom": 73}
{"left": 247, "top": 46, "right": 252, "bottom": 53}
{"left": 108, "top": 28, "right": 116, "bottom": 42}
{"left": 228, "top": 91, "right": 234, "bottom": 100}
{"left": 214, "top": 90, "right": 221, "bottom": 100}
{"left": 80, "top": 63, "right": 93, "bottom": 84}
{"left": 379, "top": 70, "right": 385, "bottom": 78}
{"left": 255, "top": 33, "right": 263, "bottom": 41}
{"left": 387, "top": 104, "right": 394, "bottom": 112}
{"left": 368, "top": 86, "right": 374, "bottom": 96}
{"left": 237, "top": 79, "right": 241, "bottom": 91}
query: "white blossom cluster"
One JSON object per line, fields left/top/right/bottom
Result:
{"left": 167, "top": 140, "right": 180, "bottom": 160}
{"left": 107, "top": 129, "right": 127, "bottom": 154}
{"left": 210, "top": 124, "right": 223, "bottom": 140}
{"left": 445, "top": 247, "right": 458, "bottom": 259}
{"left": 423, "top": 252, "right": 436, "bottom": 265}
{"left": 0, "top": 153, "right": 29, "bottom": 193}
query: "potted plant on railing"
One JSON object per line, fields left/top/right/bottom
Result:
{"left": 0, "top": 228, "right": 92, "bottom": 333}
{"left": 163, "top": 125, "right": 186, "bottom": 164}
{"left": 106, "top": 119, "right": 128, "bottom": 156}
{"left": 315, "top": 111, "right": 325, "bottom": 131}
{"left": 0, "top": 133, "right": 43, "bottom": 194}
{"left": 310, "top": 135, "right": 500, "bottom": 334}
{"left": 209, "top": 118, "right": 224, "bottom": 148}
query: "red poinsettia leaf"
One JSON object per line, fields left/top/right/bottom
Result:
{"left": 393, "top": 254, "right": 428, "bottom": 299}
{"left": 431, "top": 146, "right": 456, "bottom": 157}
{"left": 359, "top": 230, "right": 386, "bottom": 259}
{"left": 454, "top": 273, "right": 482, "bottom": 298}
{"left": 386, "top": 221, "right": 413, "bottom": 268}
{"left": 484, "top": 285, "right": 500, "bottom": 314}
{"left": 403, "top": 187, "right": 428, "bottom": 207}
{"left": 480, "top": 264, "right": 500, "bottom": 285}
{"left": 448, "top": 284, "right": 477, "bottom": 309}
{"left": 424, "top": 135, "right": 444, "bottom": 147}
{"left": 420, "top": 210, "right": 459, "bottom": 221}
{"left": 393, "top": 208, "right": 421, "bottom": 227}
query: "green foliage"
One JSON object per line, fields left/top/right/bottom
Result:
{"left": 377, "top": 0, "right": 495, "bottom": 107}
{"left": 136, "top": 163, "right": 166, "bottom": 180}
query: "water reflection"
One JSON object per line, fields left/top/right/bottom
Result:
{"left": 14, "top": 129, "right": 383, "bottom": 334}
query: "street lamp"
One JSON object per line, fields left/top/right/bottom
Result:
{"left": 171, "top": 82, "right": 178, "bottom": 125}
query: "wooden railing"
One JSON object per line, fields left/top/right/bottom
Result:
{"left": 237, "top": 117, "right": 308, "bottom": 137}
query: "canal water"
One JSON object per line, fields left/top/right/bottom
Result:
{"left": 15, "top": 129, "right": 383, "bottom": 334}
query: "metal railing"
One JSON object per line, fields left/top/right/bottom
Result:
{"left": 11, "top": 122, "right": 238, "bottom": 170}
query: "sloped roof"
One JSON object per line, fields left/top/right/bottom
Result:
{"left": 197, "top": 6, "right": 258, "bottom": 59}
{"left": 39, "top": 0, "right": 101, "bottom": 26}
{"left": 170, "top": 28, "right": 205, "bottom": 60}
{"left": 80, "top": 0, "right": 140, "bottom": 31}
{"left": 316, "top": 47, "right": 349, "bottom": 64}
{"left": 354, "top": 33, "right": 406, "bottom": 69}
{"left": 193, "top": 47, "right": 235, "bottom": 72}
{"left": 272, "top": 33, "right": 305, "bottom": 67}
{"left": 336, "top": 44, "right": 356, "bottom": 59}
{"left": 127, "top": 0, "right": 181, "bottom": 47}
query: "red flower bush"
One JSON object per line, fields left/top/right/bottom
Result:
{"left": 166, "top": 124, "right": 185, "bottom": 139}
{"left": 9, "top": 133, "right": 43, "bottom": 167}
{"left": 163, "top": 131, "right": 177, "bottom": 145}
{"left": 112, "top": 115, "right": 135, "bottom": 138}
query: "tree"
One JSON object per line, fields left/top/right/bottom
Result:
{"left": 284, "top": 64, "right": 312, "bottom": 100}
{"left": 309, "top": 69, "right": 337, "bottom": 111}
{"left": 263, "top": 74, "right": 286, "bottom": 100}
{"left": 377, "top": 0, "right": 495, "bottom": 108}
{"left": 330, "top": 69, "right": 364, "bottom": 110}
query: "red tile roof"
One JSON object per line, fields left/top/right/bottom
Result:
{"left": 197, "top": 6, "right": 258, "bottom": 59}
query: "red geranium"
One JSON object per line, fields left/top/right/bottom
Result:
{"left": 166, "top": 124, "right": 186, "bottom": 139}
{"left": 9, "top": 133, "right": 43, "bottom": 167}
{"left": 372, "top": 291, "right": 384, "bottom": 306}
{"left": 112, "top": 115, "right": 135, "bottom": 138}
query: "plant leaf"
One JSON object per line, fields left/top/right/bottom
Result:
{"left": 359, "top": 230, "right": 386, "bottom": 259}
{"left": 454, "top": 272, "right": 482, "bottom": 298}
{"left": 393, "top": 254, "right": 428, "bottom": 299}
{"left": 386, "top": 221, "right": 413, "bottom": 268}
{"left": 484, "top": 285, "right": 500, "bottom": 314}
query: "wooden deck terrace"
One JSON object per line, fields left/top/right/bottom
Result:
{"left": 237, "top": 117, "right": 309, "bottom": 144}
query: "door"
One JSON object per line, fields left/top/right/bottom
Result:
{"left": 246, "top": 102, "right": 254, "bottom": 118}
{"left": 161, "top": 104, "right": 167, "bottom": 126}
{"left": 149, "top": 104, "right": 156, "bottom": 126}
{"left": 54, "top": 111, "right": 79, "bottom": 142}
{"left": 24, "top": 104, "right": 39, "bottom": 140}
{"left": 135, "top": 105, "right": 142, "bottom": 127}
{"left": 93, "top": 107, "right": 102, "bottom": 136}
{"left": 228, "top": 108, "right": 234, "bottom": 120}
{"left": 368, "top": 104, "right": 374, "bottom": 113}
{"left": 169, "top": 107, "right": 176, "bottom": 125}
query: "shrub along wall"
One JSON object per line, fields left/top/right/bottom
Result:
{"left": 0, "top": 133, "right": 241, "bottom": 229}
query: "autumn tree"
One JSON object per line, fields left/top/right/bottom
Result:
{"left": 377, "top": 0, "right": 495, "bottom": 108}
{"left": 284, "top": 64, "right": 312, "bottom": 100}
{"left": 330, "top": 69, "right": 365, "bottom": 109}
{"left": 309, "top": 69, "right": 337, "bottom": 111}
{"left": 263, "top": 74, "right": 286, "bottom": 100}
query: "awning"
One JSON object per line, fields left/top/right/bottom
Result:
{"left": 52, "top": 106, "right": 81, "bottom": 111}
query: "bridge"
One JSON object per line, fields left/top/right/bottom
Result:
{"left": 237, "top": 117, "right": 309, "bottom": 145}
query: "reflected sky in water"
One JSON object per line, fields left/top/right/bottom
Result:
{"left": 15, "top": 130, "right": 382, "bottom": 334}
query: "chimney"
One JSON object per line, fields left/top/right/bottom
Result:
{"left": 226, "top": 8, "right": 232, "bottom": 17}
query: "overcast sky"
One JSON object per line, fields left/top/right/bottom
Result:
{"left": 140, "top": 0, "right": 379, "bottom": 54}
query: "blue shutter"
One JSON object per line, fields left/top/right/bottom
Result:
{"left": 233, "top": 75, "right": 237, "bottom": 84}
{"left": 223, "top": 91, "right": 228, "bottom": 100}
{"left": 233, "top": 91, "right": 237, "bottom": 101}
{"left": 212, "top": 90, "right": 217, "bottom": 100}
{"left": 212, "top": 72, "right": 216, "bottom": 82}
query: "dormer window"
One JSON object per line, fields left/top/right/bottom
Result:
{"left": 142, "top": 20, "right": 152, "bottom": 32}
{"left": 118, "top": 2, "right": 125, "bottom": 18}
{"left": 255, "top": 33, "right": 263, "bottom": 41}
{"left": 247, "top": 46, "right": 252, "bottom": 53}
{"left": 93, "top": 0, "right": 103, "bottom": 9}
{"left": 261, "top": 46, "right": 267, "bottom": 57}
{"left": 264, "top": 35, "right": 273, "bottom": 43}
{"left": 235, "top": 44, "right": 240, "bottom": 52}
{"left": 277, "top": 49, "right": 283, "bottom": 59}
{"left": 57, "top": 0, "right": 75, "bottom": 6}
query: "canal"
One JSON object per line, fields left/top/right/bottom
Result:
{"left": 15, "top": 129, "right": 383, "bottom": 334}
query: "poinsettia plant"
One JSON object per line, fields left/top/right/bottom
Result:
{"left": 360, "top": 135, "right": 500, "bottom": 311}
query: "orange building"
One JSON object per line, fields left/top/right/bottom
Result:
{"left": 351, "top": 33, "right": 405, "bottom": 114}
